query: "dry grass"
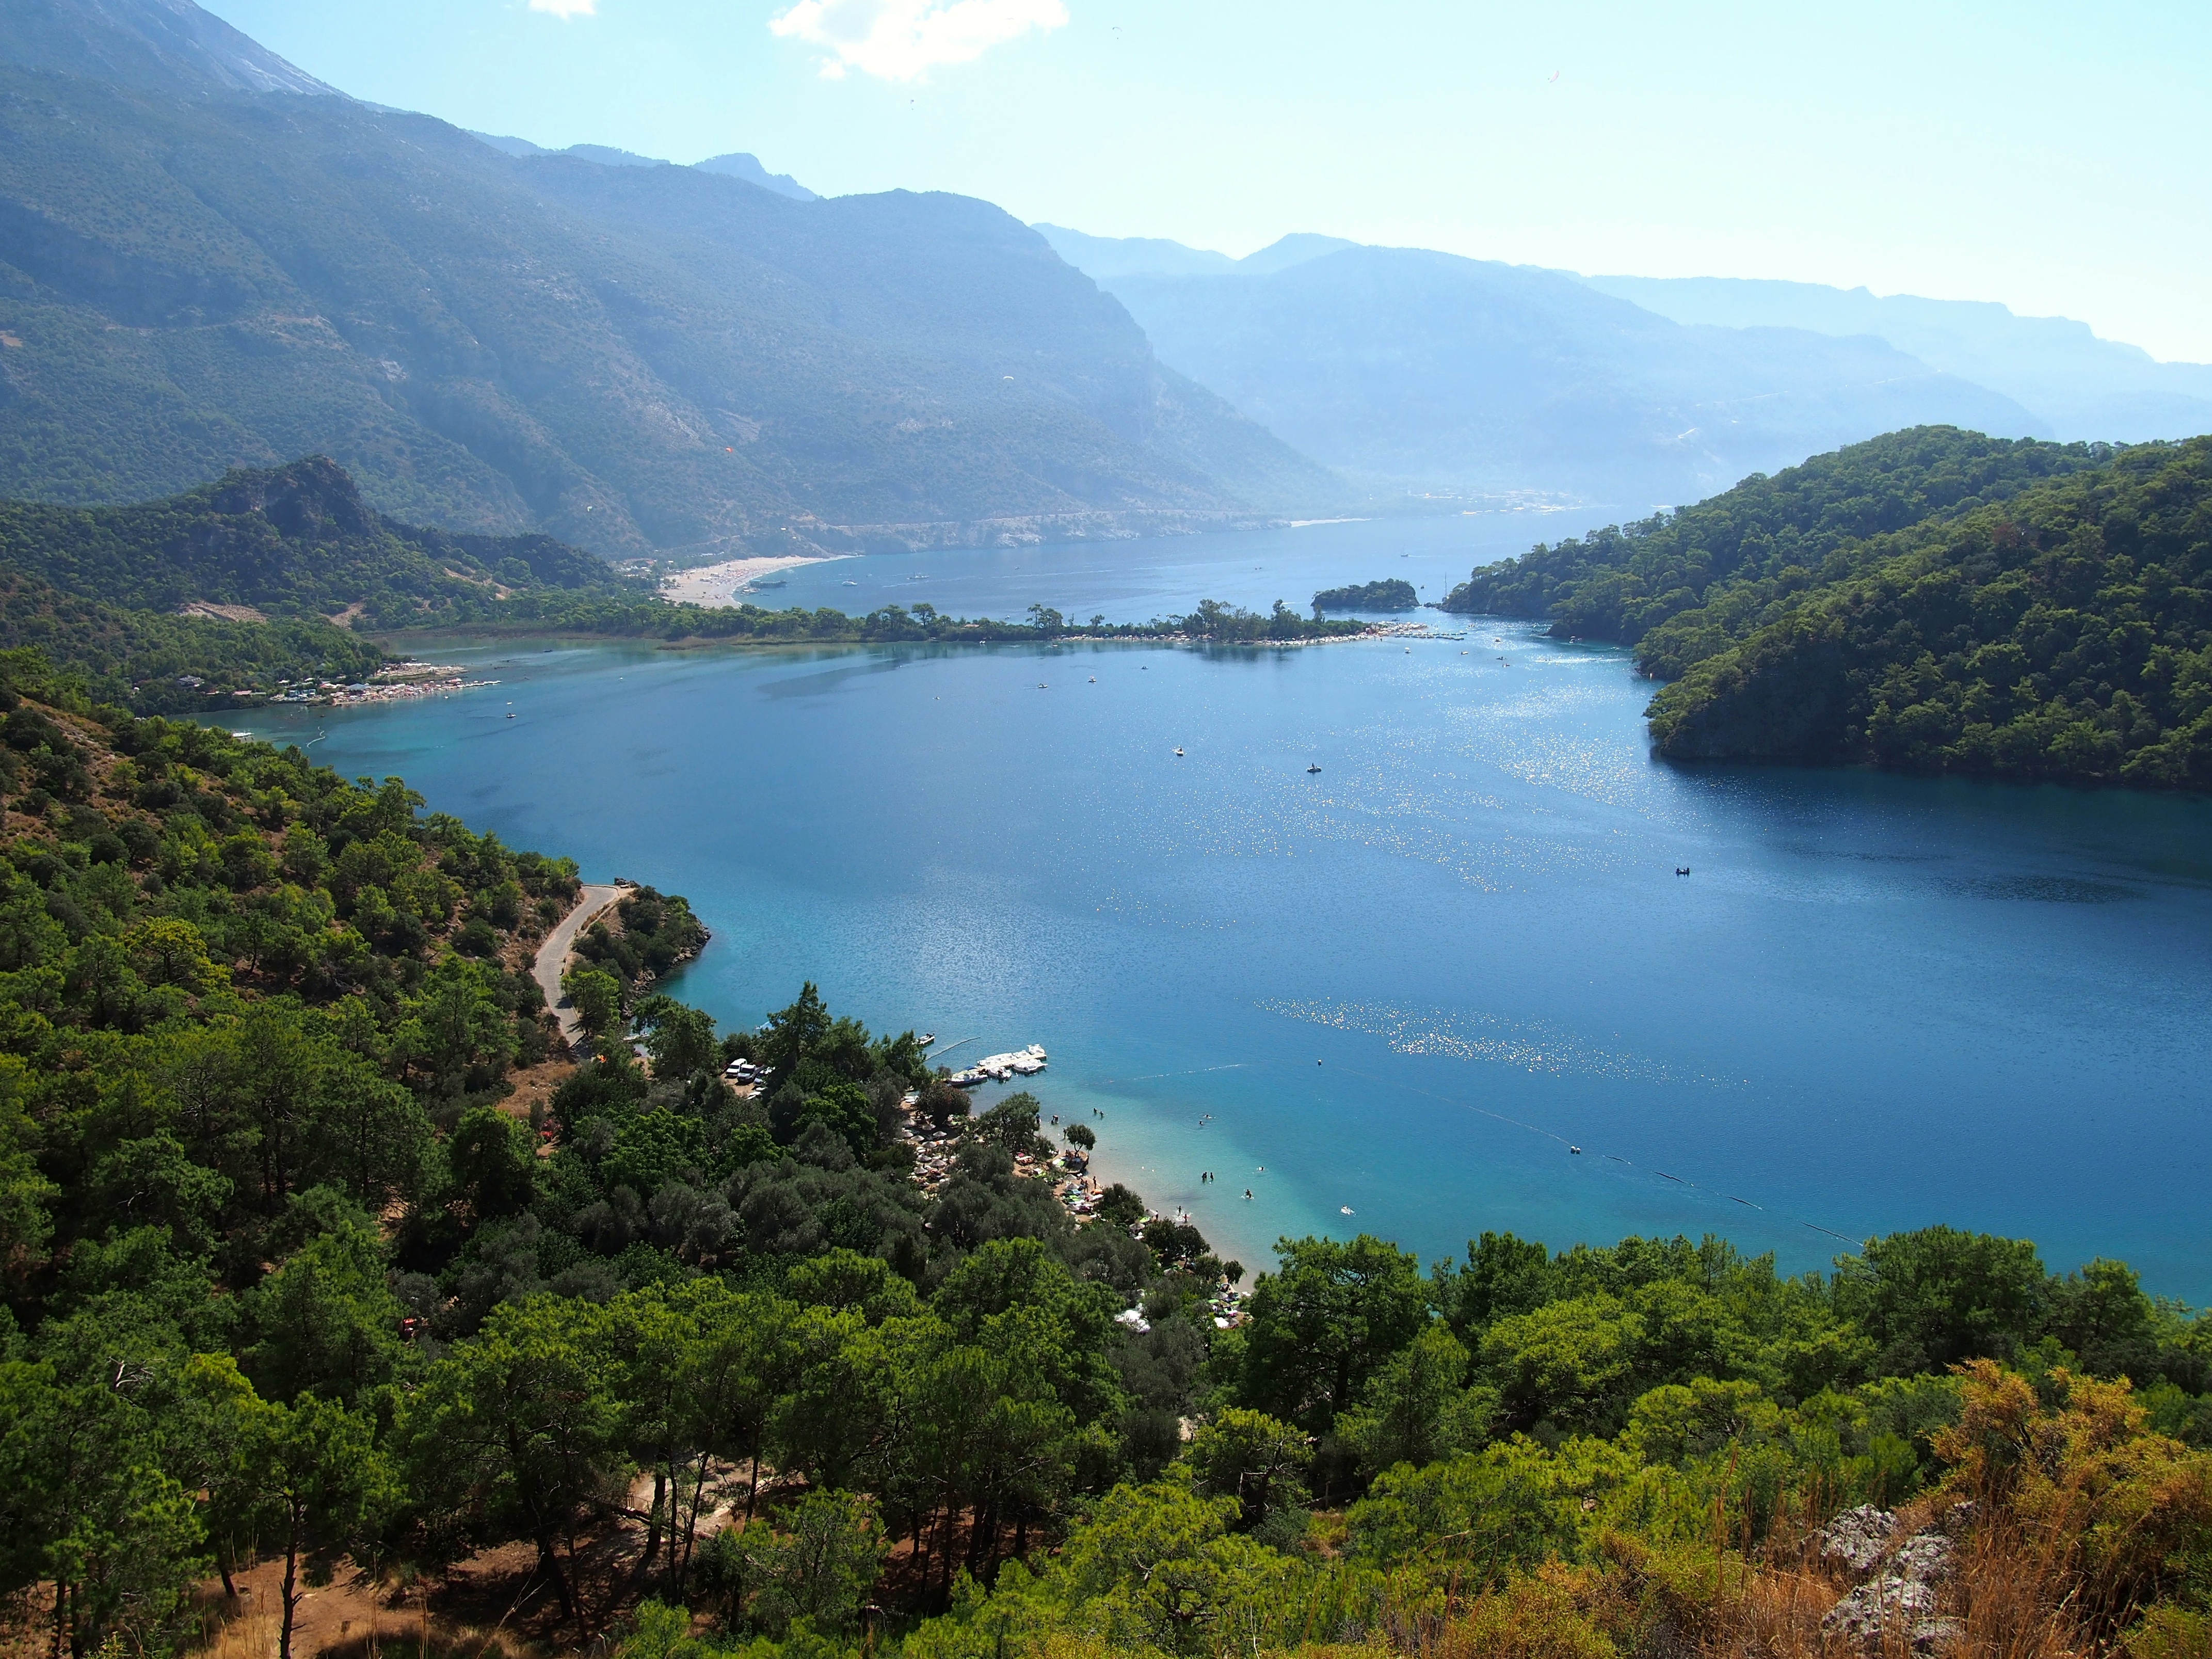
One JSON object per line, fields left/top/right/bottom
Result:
{"left": 197, "top": 1607, "right": 282, "bottom": 1659}
{"left": 1685, "top": 1494, "right": 2102, "bottom": 1659}
{"left": 1942, "top": 1516, "right": 2087, "bottom": 1659}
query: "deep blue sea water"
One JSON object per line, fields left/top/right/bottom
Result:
{"left": 230, "top": 517, "right": 2212, "bottom": 1297}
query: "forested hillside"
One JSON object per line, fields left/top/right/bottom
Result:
{"left": 1442, "top": 428, "right": 2212, "bottom": 787}
{"left": 1438, "top": 428, "right": 2102, "bottom": 666}
{"left": 0, "top": 653, "right": 2207, "bottom": 1659}
{"left": 0, "top": 568, "right": 389, "bottom": 713}
{"left": 0, "top": 52, "right": 1335, "bottom": 554}
{"left": 1646, "top": 437, "right": 2212, "bottom": 785}
{"left": 0, "top": 457, "right": 635, "bottom": 624}
{"left": 0, "top": 455, "right": 632, "bottom": 707}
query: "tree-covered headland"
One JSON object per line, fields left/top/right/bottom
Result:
{"left": 0, "top": 649, "right": 2206, "bottom": 1659}
{"left": 1442, "top": 428, "right": 2212, "bottom": 788}
{"left": 0, "top": 461, "right": 1369, "bottom": 714}
{"left": 1312, "top": 580, "right": 1418, "bottom": 612}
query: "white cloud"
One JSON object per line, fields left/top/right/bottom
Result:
{"left": 527, "top": 0, "right": 597, "bottom": 17}
{"left": 769, "top": 0, "right": 1067, "bottom": 82}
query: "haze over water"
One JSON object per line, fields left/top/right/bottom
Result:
{"left": 235, "top": 517, "right": 2212, "bottom": 1298}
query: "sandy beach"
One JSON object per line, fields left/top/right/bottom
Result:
{"left": 659, "top": 553, "right": 850, "bottom": 608}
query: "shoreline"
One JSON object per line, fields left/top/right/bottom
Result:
{"left": 659, "top": 552, "right": 853, "bottom": 608}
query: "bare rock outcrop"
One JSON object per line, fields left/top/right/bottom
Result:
{"left": 1817, "top": 1506, "right": 1965, "bottom": 1654}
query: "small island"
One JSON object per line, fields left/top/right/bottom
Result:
{"left": 1312, "top": 578, "right": 1418, "bottom": 611}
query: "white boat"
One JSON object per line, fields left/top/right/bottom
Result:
{"left": 1173, "top": 746, "right": 1184, "bottom": 757}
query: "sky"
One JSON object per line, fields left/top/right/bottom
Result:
{"left": 202, "top": 0, "right": 2212, "bottom": 363}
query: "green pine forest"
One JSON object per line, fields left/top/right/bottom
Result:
{"left": 0, "top": 651, "right": 2207, "bottom": 1659}
{"left": 1441, "top": 428, "right": 2212, "bottom": 788}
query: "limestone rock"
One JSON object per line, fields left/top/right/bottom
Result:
{"left": 1822, "top": 1525, "right": 1960, "bottom": 1654}
{"left": 1817, "top": 1505, "right": 1898, "bottom": 1577}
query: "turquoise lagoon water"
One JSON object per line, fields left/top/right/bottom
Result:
{"left": 231, "top": 518, "right": 2212, "bottom": 1297}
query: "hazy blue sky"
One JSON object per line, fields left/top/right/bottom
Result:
{"left": 203, "top": 0, "right": 2212, "bottom": 362}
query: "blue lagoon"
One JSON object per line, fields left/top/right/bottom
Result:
{"left": 233, "top": 519, "right": 2212, "bottom": 1296}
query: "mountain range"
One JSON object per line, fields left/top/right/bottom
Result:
{"left": 1042, "top": 229, "right": 2212, "bottom": 504}
{"left": 0, "top": 0, "right": 1334, "bottom": 557}
{"left": 468, "top": 133, "right": 821, "bottom": 203}
{"left": 2, "top": 0, "right": 2206, "bottom": 555}
{"left": 1065, "top": 241, "right": 2039, "bottom": 504}
{"left": 1580, "top": 275, "right": 2212, "bottom": 444}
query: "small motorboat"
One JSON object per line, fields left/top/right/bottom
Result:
{"left": 1675, "top": 867, "right": 1691, "bottom": 876}
{"left": 1306, "top": 763, "right": 1321, "bottom": 774}
{"left": 1339, "top": 1205, "right": 1355, "bottom": 1216}
{"left": 1088, "top": 676, "right": 1096, "bottom": 682}
{"left": 917, "top": 1033, "right": 936, "bottom": 1047}
{"left": 1173, "top": 746, "right": 1184, "bottom": 757}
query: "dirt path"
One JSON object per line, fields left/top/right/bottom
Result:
{"left": 534, "top": 884, "right": 625, "bottom": 1051}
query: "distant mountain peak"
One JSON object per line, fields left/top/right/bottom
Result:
{"left": 469, "top": 135, "right": 819, "bottom": 201}
{"left": 1034, "top": 224, "right": 1359, "bottom": 283}
{"left": 693, "top": 153, "right": 818, "bottom": 202}
{"left": 470, "top": 133, "right": 665, "bottom": 168}
{"left": 1, "top": 0, "right": 338, "bottom": 96}
{"left": 1236, "top": 233, "right": 1359, "bottom": 274}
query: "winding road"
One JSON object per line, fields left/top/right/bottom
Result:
{"left": 533, "top": 883, "right": 626, "bottom": 1052}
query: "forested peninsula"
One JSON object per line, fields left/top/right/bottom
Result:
{"left": 0, "top": 460, "right": 1367, "bottom": 712}
{"left": 0, "top": 651, "right": 2208, "bottom": 1659}
{"left": 1312, "top": 580, "right": 1417, "bottom": 612}
{"left": 1442, "top": 428, "right": 2212, "bottom": 788}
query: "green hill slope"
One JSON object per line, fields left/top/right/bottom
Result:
{"left": 1438, "top": 427, "right": 2104, "bottom": 669}
{"left": 1441, "top": 428, "right": 2212, "bottom": 789}
{"left": 0, "top": 63, "right": 1336, "bottom": 555}
{"left": 0, "top": 455, "right": 635, "bottom": 624}
{"left": 0, "top": 567, "right": 386, "bottom": 711}
{"left": 1646, "top": 438, "right": 2212, "bottom": 786}
{"left": 0, "top": 455, "right": 633, "bottom": 708}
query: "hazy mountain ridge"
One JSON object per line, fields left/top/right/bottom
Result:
{"left": 1584, "top": 274, "right": 2212, "bottom": 443}
{"left": 1033, "top": 224, "right": 1354, "bottom": 282}
{"left": 470, "top": 131, "right": 820, "bottom": 201}
{"left": 0, "top": 43, "right": 1337, "bottom": 555}
{"left": 1099, "top": 247, "right": 2043, "bottom": 503}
